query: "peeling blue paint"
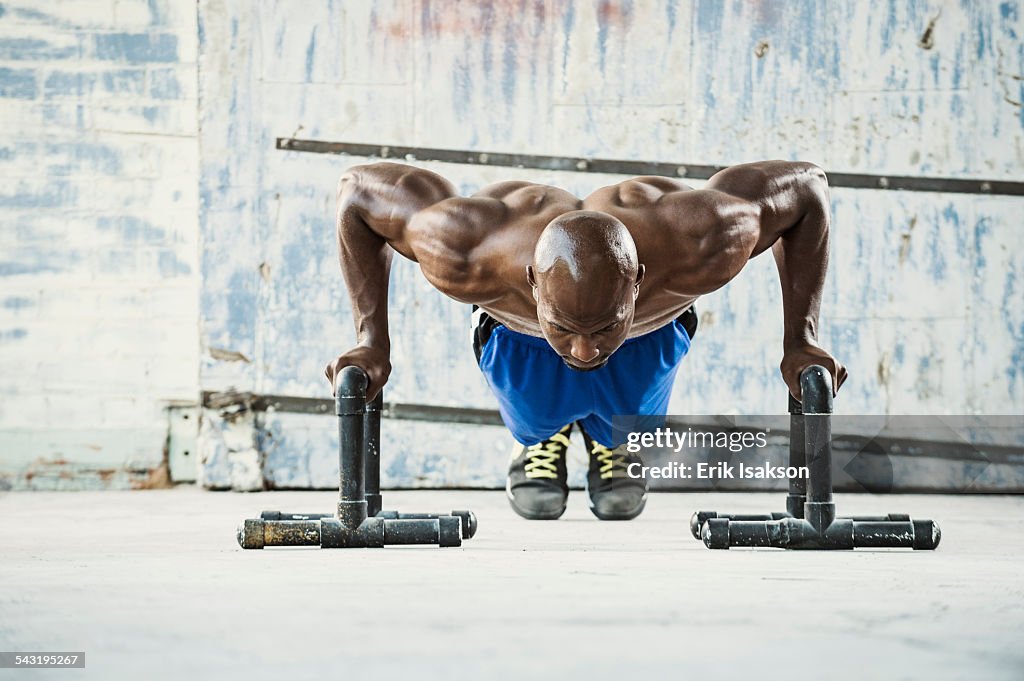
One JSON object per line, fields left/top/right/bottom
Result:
{"left": 976, "top": 14, "right": 990, "bottom": 60}
{"left": 974, "top": 218, "right": 992, "bottom": 270}
{"left": 924, "top": 209, "right": 951, "bottom": 280}
{"left": 0, "top": 329, "right": 28, "bottom": 342}
{"left": 0, "top": 38, "right": 78, "bottom": 61}
{"left": 43, "top": 71, "right": 91, "bottom": 97}
{"left": 879, "top": 2, "right": 897, "bottom": 50}
{"left": 12, "top": 7, "right": 61, "bottom": 26}
{"left": 0, "top": 181, "right": 76, "bottom": 209}
{"left": 0, "top": 261, "right": 60, "bottom": 277}
{"left": 787, "top": 1, "right": 829, "bottom": 75}
{"left": 596, "top": 8, "right": 609, "bottom": 74}
{"left": 148, "top": 68, "right": 181, "bottom": 99}
{"left": 2, "top": 297, "right": 35, "bottom": 310}
{"left": 1003, "top": 263, "right": 1023, "bottom": 394}
{"left": 158, "top": 250, "right": 192, "bottom": 277}
{"left": 94, "top": 33, "right": 178, "bottom": 64}
{"left": 97, "top": 216, "right": 166, "bottom": 243}
{"left": 280, "top": 242, "right": 315, "bottom": 279}
{"left": 501, "top": 25, "right": 516, "bottom": 105}
{"left": 147, "top": 0, "right": 163, "bottom": 26}
{"left": 95, "top": 249, "right": 139, "bottom": 273}
{"left": 560, "top": 2, "right": 575, "bottom": 89}
{"left": 225, "top": 270, "right": 258, "bottom": 345}
{"left": 305, "top": 27, "right": 318, "bottom": 81}
{"left": 52, "top": 143, "right": 122, "bottom": 175}
{"left": 42, "top": 69, "right": 146, "bottom": 98}
{"left": 0, "top": 67, "right": 38, "bottom": 99}
{"left": 197, "top": 11, "right": 206, "bottom": 46}
{"left": 452, "top": 61, "right": 471, "bottom": 121}
{"left": 695, "top": 1, "right": 724, "bottom": 39}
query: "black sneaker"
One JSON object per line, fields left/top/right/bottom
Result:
{"left": 578, "top": 424, "right": 647, "bottom": 521}
{"left": 506, "top": 424, "right": 572, "bottom": 520}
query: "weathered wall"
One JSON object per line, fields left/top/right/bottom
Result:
{"left": 0, "top": 1, "right": 200, "bottom": 489}
{"left": 195, "top": 0, "right": 1023, "bottom": 489}
{"left": 2, "top": 1, "right": 1019, "bottom": 490}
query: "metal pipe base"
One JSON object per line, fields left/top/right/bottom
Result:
{"left": 690, "top": 366, "right": 941, "bottom": 551}
{"left": 700, "top": 516, "right": 941, "bottom": 550}
{"left": 690, "top": 510, "right": 916, "bottom": 540}
{"left": 259, "top": 509, "right": 477, "bottom": 539}
{"left": 237, "top": 513, "right": 464, "bottom": 549}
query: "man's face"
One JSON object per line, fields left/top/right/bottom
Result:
{"left": 533, "top": 277, "right": 638, "bottom": 372}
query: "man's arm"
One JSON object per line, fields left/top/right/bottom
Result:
{"left": 324, "top": 163, "right": 456, "bottom": 398}
{"left": 705, "top": 161, "right": 848, "bottom": 399}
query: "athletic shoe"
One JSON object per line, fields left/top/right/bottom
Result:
{"left": 506, "top": 424, "right": 572, "bottom": 520}
{"left": 578, "top": 424, "right": 647, "bottom": 521}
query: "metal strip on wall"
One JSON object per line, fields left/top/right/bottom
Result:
{"left": 202, "top": 391, "right": 505, "bottom": 426}
{"left": 201, "top": 391, "right": 1021, "bottom": 466}
{"left": 277, "top": 138, "right": 1024, "bottom": 197}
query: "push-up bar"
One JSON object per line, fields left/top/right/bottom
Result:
{"left": 237, "top": 366, "right": 477, "bottom": 549}
{"left": 690, "top": 365, "right": 941, "bottom": 550}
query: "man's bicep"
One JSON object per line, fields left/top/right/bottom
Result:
{"left": 703, "top": 162, "right": 777, "bottom": 201}
{"left": 709, "top": 162, "right": 828, "bottom": 247}
{"left": 705, "top": 161, "right": 824, "bottom": 203}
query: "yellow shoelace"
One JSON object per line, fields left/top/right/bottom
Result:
{"left": 524, "top": 429, "right": 572, "bottom": 479}
{"left": 590, "top": 441, "right": 628, "bottom": 480}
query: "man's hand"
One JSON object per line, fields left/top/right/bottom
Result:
{"left": 324, "top": 345, "right": 391, "bottom": 401}
{"left": 780, "top": 343, "right": 848, "bottom": 401}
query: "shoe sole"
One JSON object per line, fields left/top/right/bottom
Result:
{"left": 586, "top": 492, "right": 648, "bottom": 521}
{"left": 505, "top": 478, "right": 567, "bottom": 521}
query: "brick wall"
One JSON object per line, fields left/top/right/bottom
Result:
{"left": 0, "top": 1, "right": 199, "bottom": 489}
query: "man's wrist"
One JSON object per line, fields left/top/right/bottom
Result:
{"left": 355, "top": 316, "right": 390, "bottom": 349}
{"left": 356, "top": 337, "right": 390, "bottom": 352}
{"left": 783, "top": 333, "right": 817, "bottom": 351}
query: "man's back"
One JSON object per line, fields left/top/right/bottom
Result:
{"left": 330, "top": 158, "right": 843, "bottom": 405}
{"left": 344, "top": 163, "right": 781, "bottom": 337}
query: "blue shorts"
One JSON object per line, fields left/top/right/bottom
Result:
{"left": 474, "top": 309, "right": 694, "bottom": 448}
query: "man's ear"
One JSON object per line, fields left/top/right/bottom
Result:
{"left": 526, "top": 266, "right": 540, "bottom": 302}
{"left": 634, "top": 264, "right": 645, "bottom": 297}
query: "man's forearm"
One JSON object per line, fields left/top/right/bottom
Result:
{"left": 337, "top": 203, "right": 393, "bottom": 351}
{"left": 771, "top": 179, "right": 830, "bottom": 349}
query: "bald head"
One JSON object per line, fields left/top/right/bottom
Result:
{"left": 533, "top": 211, "right": 638, "bottom": 283}
{"left": 527, "top": 211, "right": 645, "bottom": 370}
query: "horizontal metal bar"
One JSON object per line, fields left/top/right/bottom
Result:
{"left": 383, "top": 401, "right": 504, "bottom": 426}
{"left": 201, "top": 390, "right": 505, "bottom": 426}
{"left": 278, "top": 137, "right": 723, "bottom": 179}
{"left": 277, "top": 137, "right": 1024, "bottom": 197}
{"left": 201, "top": 390, "right": 1021, "bottom": 465}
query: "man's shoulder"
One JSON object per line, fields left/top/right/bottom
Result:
{"left": 341, "top": 162, "right": 457, "bottom": 204}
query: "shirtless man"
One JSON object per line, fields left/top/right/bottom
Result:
{"left": 324, "top": 161, "right": 848, "bottom": 521}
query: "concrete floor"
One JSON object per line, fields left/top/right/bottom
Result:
{"left": 0, "top": 488, "right": 1022, "bottom": 681}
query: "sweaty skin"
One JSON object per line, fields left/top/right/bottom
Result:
{"left": 324, "top": 161, "right": 848, "bottom": 402}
